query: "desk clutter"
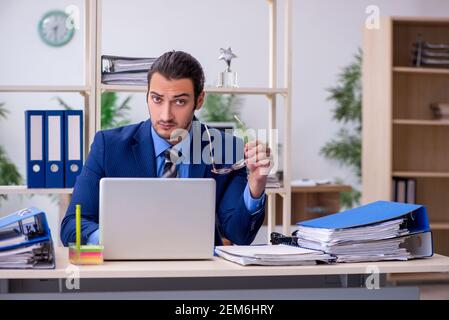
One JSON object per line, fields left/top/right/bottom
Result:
{"left": 0, "top": 207, "right": 55, "bottom": 269}
{"left": 25, "top": 110, "right": 83, "bottom": 188}
{"left": 216, "top": 201, "right": 433, "bottom": 266}
{"left": 69, "top": 204, "right": 104, "bottom": 265}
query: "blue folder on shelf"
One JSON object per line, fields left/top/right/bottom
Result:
{"left": 44, "top": 110, "right": 65, "bottom": 188}
{"left": 298, "top": 200, "right": 430, "bottom": 234}
{"left": 25, "top": 110, "right": 46, "bottom": 188}
{"left": 64, "top": 110, "right": 83, "bottom": 188}
{"left": 0, "top": 207, "right": 55, "bottom": 269}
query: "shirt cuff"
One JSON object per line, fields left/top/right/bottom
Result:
{"left": 244, "top": 182, "right": 266, "bottom": 215}
{"left": 87, "top": 229, "right": 100, "bottom": 245}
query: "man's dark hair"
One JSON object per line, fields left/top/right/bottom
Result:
{"left": 147, "top": 51, "right": 205, "bottom": 104}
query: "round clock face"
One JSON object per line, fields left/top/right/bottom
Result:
{"left": 38, "top": 10, "right": 74, "bottom": 47}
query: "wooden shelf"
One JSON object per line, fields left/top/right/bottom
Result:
{"left": 0, "top": 85, "right": 90, "bottom": 93}
{"left": 430, "top": 222, "right": 449, "bottom": 230}
{"left": 393, "top": 119, "right": 449, "bottom": 126}
{"left": 392, "top": 172, "right": 449, "bottom": 178}
{"left": 101, "top": 84, "right": 288, "bottom": 95}
{"left": 0, "top": 186, "right": 73, "bottom": 195}
{"left": 291, "top": 184, "right": 352, "bottom": 193}
{"left": 393, "top": 66, "right": 449, "bottom": 75}
{"left": 364, "top": 17, "right": 449, "bottom": 281}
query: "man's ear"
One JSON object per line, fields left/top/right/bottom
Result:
{"left": 195, "top": 91, "right": 205, "bottom": 111}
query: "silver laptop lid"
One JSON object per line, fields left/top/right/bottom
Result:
{"left": 99, "top": 178, "right": 216, "bottom": 260}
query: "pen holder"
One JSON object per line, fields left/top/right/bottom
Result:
{"left": 69, "top": 244, "right": 104, "bottom": 265}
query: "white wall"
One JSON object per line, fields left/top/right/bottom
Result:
{"left": 1, "top": 0, "right": 449, "bottom": 239}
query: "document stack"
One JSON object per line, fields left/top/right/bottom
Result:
{"left": 102, "top": 55, "right": 157, "bottom": 85}
{"left": 414, "top": 35, "right": 449, "bottom": 68}
{"left": 266, "top": 174, "right": 282, "bottom": 188}
{"left": 215, "top": 244, "right": 333, "bottom": 266}
{"left": 294, "top": 201, "right": 433, "bottom": 263}
{"left": 0, "top": 207, "right": 55, "bottom": 269}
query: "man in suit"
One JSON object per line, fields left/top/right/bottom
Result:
{"left": 60, "top": 51, "right": 272, "bottom": 247}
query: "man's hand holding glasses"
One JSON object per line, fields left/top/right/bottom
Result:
{"left": 245, "top": 140, "right": 273, "bottom": 199}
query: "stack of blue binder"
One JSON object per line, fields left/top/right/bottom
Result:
{"left": 25, "top": 110, "right": 83, "bottom": 188}
{"left": 0, "top": 207, "right": 55, "bottom": 269}
{"left": 294, "top": 201, "right": 433, "bottom": 263}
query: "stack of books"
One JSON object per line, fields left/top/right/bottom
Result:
{"left": 101, "top": 55, "right": 157, "bottom": 85}
{"left": 0, "top": 207, "right": 55, "bottom": 269}
{"left": 294, "top": 201, "right": 433, "bottom": 263}
{"left": 414, "top": 36, "right": 449, "bottom": 68}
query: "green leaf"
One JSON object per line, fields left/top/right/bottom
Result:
{"left": 53, "top": 97, "right": 73, "bottom": 110}
{"left": 0, "top": 107, "right": 23, "bottom": 206}
{"left": 0, "top": 102, "right": 9, "bottom": 119}
{"left": 199, "top": 93, "right": 243, "bottom": 125}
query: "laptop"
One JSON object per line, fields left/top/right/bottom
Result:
{"left": 99, "top": 178, "right": 216, "bottom": 260}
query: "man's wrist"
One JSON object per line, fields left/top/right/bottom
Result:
{"left": 248, "top": 174, "right": 267, "bottom": 198}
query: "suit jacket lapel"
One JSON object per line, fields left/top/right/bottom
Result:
{"left": 132, "top": 119, "right": 157, "bottom": 177}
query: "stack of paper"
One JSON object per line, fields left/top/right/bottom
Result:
{"left": 294, "top": 201, "right": 433, "bottom": 263}
{"left": 101, "top": 55, "right": 157, "bottom": 85}
{"left": 266, "top": 174, "right": 282, "bottom": 188}
{"left": 0, "top": 207, "right": 55, "bottom": 269}
{"left": 215, "top": 244, "right": 333, "bottom": 266}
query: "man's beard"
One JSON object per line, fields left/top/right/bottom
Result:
{"left": 154, "top": 116, "right": 193, "bottom": 145}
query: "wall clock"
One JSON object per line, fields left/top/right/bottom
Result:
{"left": 38, "top": 10, "right": 74, "bottom": 47}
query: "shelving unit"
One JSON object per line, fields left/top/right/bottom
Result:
{"left": 0, "top": 1, "right": 97, "bottom": 224}
{"left": 362, "top": 17, "right": 449, "bottom": 263}
{"left": 0, "top": 0, "right": 293, "bottom": 242}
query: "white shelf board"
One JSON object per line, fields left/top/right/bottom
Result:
{"left": 265, "top": 187, "right": 286, "bottom": 195}
{"left": 0, "top": 186, "right": 73, "bottom": 195}
{"left": 0, "top": 86, "right": 90, "bottom": 93}
{"left": 101, "top": 84, "right": 287, "bottom": 95}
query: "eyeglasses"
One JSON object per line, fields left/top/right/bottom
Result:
{"left": 203, "top": 123, "right": 246, "bottom": 175}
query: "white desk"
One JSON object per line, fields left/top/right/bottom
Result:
{"left": 1, "top": 247, "right": 449, "bottom": 299}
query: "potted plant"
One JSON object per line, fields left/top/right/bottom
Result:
{"left": 0, "top": 103, "right": 22, "bottom": 206}
{"left": 321, "top": 50, "right": 362, "bottom": 208}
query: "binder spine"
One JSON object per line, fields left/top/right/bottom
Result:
{"left": 64, "top": 110, "right": 83, "bottom": 188}
{"left": 44, "top": 111, "right": 65, "bottom": 188}
{"left": 25, "top": 111, "right": 46, "bottom": 188}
